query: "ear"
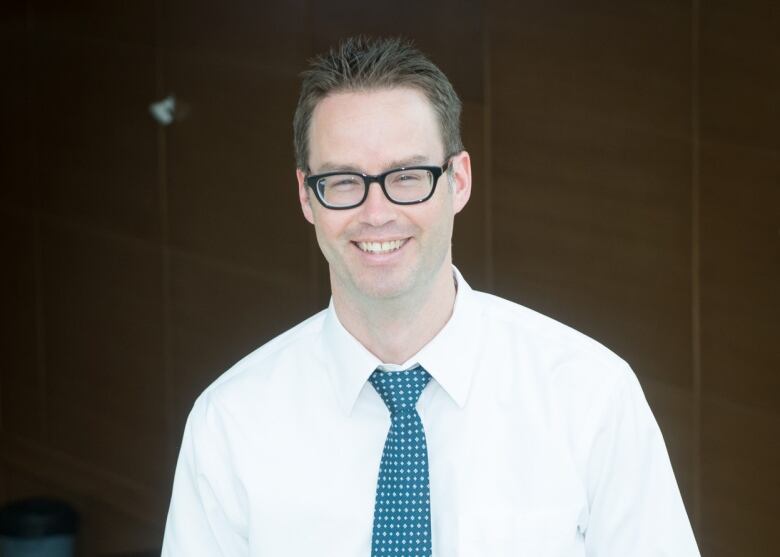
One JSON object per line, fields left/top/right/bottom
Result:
{"left": 449, "top": 150, "right": 472, "bottom": 215}
{"left": 296, "top": 168, "right": 315, "bottom": 224}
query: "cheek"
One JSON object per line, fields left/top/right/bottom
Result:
{"left": 313, "top": 225, "right": 339, "bottom": 268}
{"left": 419, "top": 200, "right": 454, "bottom": 238}
{"left": 312, "top": 214, "right": 349, "bottom": 252}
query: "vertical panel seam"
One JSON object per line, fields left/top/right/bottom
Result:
{"left": 691, "top": 0, "right": 703, "bottom": 533}
{"left": 154, "top": 0, "right": 178, "bottom": 477}
{"left": 28, "top": 3, "right": 49, "bottom": 443}
{"left": 482, "top": 1, "right": 494, "bottom": 290}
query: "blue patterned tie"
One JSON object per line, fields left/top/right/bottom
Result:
{"left": 368, "top": 366, "right": 433, "bottom": 557}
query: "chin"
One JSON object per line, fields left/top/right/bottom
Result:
{"left": 356, "top": 281, "right": 410, "bottom": 301}
{"left": 350, "top": 271, "right": 415, "bottom": 301}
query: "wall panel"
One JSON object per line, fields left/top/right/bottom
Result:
{"left": 0, "top": 7, "right": 34, "bottom": 209}
{"left": 490, "top": 0, "right": 693, "bottom": 380}
{"left": 699, "top": 399, "right": 779, "bottom": 556}
{"left": 163, "top": 53, "right": 306, "bottom": 278}
{"left": 40, "top": 220, "right": 167, "bottom": 491}
{"left": 33, "top": 37, "right": 160, "bottom": 242}
{"left": 699, "top": 1, "right": 780, "bottom": 554}
{"left": 161, "top": 0, "right": 306, "bottom": 71}
{"left": 488, "top": 0, "right": 696, "bottom": 513}
{"left": 0, "top": 210, "right": 42, "bottom": 442}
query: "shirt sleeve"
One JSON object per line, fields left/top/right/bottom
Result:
{"left": 162, "top": 395, "right": 249, "bottom": 557}
{"left": 582, "top": 368, "right": 700, "bottom": 556}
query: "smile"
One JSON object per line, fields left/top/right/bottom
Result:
{"left": 355, "top": 239, "right": 407, "bottom": 254}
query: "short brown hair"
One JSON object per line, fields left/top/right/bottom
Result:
{"left": 293, "top": 36, "right": 463, "bottom": 170}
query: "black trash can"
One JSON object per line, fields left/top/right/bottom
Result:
{"left": 0, "top": 498, "right": 78, "bottom": 557}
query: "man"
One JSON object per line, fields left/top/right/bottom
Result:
{"left": 162, "top": 37, "right": 699, "bottom": 556}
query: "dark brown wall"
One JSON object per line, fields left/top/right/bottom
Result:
{"left": 1, "top": 1, "right": 778, "bottom": 555}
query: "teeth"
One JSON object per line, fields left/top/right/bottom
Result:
{"left": 357, "top": 239, "right": 404, "bottom": 254}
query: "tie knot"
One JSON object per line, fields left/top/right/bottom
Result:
{"left": 369, "top": 366, "right": 431, "bottom": 415}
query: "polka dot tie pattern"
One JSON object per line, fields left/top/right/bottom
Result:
{"left": 368, "top": 366, "right": 433, "bottom": 557}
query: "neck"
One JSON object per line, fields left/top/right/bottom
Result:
{"left": 332, "top": 265, "right": 457, "bottom": 364}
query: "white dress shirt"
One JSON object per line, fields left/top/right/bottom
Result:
{"left": 162, "top": 270, "right": 699, "bottom": 556}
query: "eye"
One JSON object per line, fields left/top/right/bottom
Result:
{"left": 321, "top": 175, "right": 361, "bottom": 188}
{"left": 389, "top": 170, "right": 427, "bottom": 185}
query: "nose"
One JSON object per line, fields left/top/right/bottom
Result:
{"left": 358, "top": 180, "right": 396, "bottom": 226}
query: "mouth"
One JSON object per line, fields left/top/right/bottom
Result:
{"left": 354, "top": 239, "right": 408, "bottom": 254}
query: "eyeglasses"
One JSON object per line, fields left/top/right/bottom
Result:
{"left": 305, "top": 159, "right": 451, "bottom": 210}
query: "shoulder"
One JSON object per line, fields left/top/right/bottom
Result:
{"left": 469, "top": 290, "right": 651, "bottom": 460}
{"left": 475, "top": 290, "right": 629, "bottom": 369}
{"left": 470, "top": 289, "right": 637, "bottom": 404}
{"left": 189, "top": 309, "right": 328, "bottom": 418}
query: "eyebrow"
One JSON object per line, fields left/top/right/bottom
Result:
{"left": 315, "top": 155, "right": 432, "bottom": 174}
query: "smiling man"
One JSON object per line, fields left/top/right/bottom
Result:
{"left": 162, "top": 37, "right": 700, "bottom": 556}
{"left": 297, "top": 85, "right": 469, "bottom": 365}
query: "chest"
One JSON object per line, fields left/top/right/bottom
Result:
{"left": 236, "top": 391, "right": 588, "bottom": 556}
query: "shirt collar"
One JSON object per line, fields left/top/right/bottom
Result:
{"left": 320, "top": 267, "right": 484, "bottom": 415}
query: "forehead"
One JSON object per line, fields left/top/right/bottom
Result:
{"left": 308, "top": 87, "right": 444, "bottom": 171}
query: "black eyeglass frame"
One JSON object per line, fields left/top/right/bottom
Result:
{"left": 305, "top": 159, "right": 452, "bottom": 210}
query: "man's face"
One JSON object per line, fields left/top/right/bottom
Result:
{"left": 296, "top": 87, "right": 471, "bottom": 304}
